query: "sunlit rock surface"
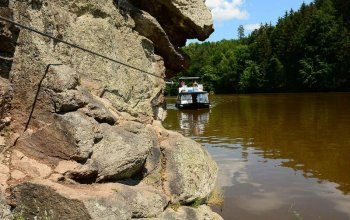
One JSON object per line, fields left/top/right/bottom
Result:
{"left": 0, "top": 0, "right": 220, "bottom": 219}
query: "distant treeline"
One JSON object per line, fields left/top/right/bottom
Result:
{"left": 166, "top": 0, "right": 350, "bottom": 95}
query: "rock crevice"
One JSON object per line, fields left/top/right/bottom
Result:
{"left": 0, "top": 5, "right": 19, "bottom": 78}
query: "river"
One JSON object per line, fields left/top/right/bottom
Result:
{"left": 163, "top": 93, "right": 350, "bottom": 220}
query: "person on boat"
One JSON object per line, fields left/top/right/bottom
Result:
{"left": 193, "top": 81, "right": 198, "bottom": 91}
{"left": 180, "top": 81, "right": 186, "bottom": 87}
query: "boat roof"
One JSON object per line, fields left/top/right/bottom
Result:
{"left": 179, "top": 77, "right": 200, "bottom": 80}
{"left": 179, "top": 91, "right": 208, "bottom": 94}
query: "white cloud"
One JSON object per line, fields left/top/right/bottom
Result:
{"left": 244, "top": 23, "right": 261, "bottom": 31}
{"left": 205, "top": 0, "right": 249, "bottom": 21}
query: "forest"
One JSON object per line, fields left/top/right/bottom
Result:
{"left": 166, "top": 0, "right": 350, "bottom": 94}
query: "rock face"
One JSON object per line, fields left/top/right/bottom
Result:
{"left": 12, "top": 183, "right": 91, "bottom": 220}
{"left": 127, "top": 0, "right": 213, "bottom": 76}
{"left": 128, "top": 0, "right": 214, "bottom": 45}
{"left": 0, "top": 0, "right": 221, "bottom": 219}
{"left": 0, "top": 2, "right": 19, "bottom": 79}
{"left": 0, "top": 193, "right": 12, "bottom": 220}
{"left": 11, "top": 181, "right": 170, "bottom": 219}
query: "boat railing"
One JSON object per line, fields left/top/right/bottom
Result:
{"left": 179, "top": 84, "right": 204, "bottom": 93}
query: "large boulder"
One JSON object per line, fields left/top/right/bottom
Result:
{"left": 160, "top": 130, "right": 218, "bottom": 204}
{"left": 55, "top": 112, "right": 155, "bottom": 182}
{"left": 147, "top": 122, "right": 218, "bottom": 205}
{"left": 11, "top": 181, "right": 169, "bottom": 220}
{"left": 55, "top": 111, "right": 100, "bottom": 162}
{"left": 91, "top": 123, "right": 154, "bottom": 181}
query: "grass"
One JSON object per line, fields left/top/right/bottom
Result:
{"left": 207, "top": 187, "right": 224, "bottom": 208}
{"left": 169, "top": 202, "right": 181, "bottom": 211}
{"left": 190, "top": 198, "right": 204, "bottom": 208}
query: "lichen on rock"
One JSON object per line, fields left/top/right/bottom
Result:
{"left": 0, "top": 192, "right": 13, "bottom": 220}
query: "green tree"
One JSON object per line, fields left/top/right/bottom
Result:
{"left": 299, "top": 57, "right": 334, "bottom": 89}
{"left": 266, "top": 56, "right": 285, "bottom": 89}
{"left": 172, "top": 0, "right": 350, "bottom": 94}
{"left": 237, "top": 25, "right": 245, "bottom": 39}
{"left": 239, "top": 61, "right": 263, "bottom": 92}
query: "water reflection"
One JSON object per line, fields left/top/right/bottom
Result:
{"left": 164, "top": 93, "right": 350, "bottom": 220}
{"left": 207, "top": 145, "right": 350, "bottom": 219}
{"left": 178, "top": 109, "right": 210, "bottom": 135}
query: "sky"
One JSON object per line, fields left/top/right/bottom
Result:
{"left": 201, "top": 0, "right": 314, "bottom": 42}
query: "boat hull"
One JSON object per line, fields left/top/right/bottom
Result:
{"left": 175, "top": 90, "right": 210, "bottom": 110}
{"left": 175, "top": 102, "right": 210, "bottom": 109}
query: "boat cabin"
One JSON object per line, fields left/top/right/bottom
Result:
{"left": 175, "top": 77, "right": 210, "bottom": 109}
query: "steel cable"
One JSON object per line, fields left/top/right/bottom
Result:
{"left": 0, "top": 15, "right": 166, "bottom": 80}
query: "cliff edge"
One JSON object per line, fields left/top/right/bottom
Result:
{"left": 0, "top": 0, "right": 221, "bottom": 219}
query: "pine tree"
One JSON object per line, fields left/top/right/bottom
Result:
{"left": 237, "top": 25, "right": 245, "bottom": 40}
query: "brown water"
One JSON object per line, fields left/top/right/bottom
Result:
{"left": 163, "top": 93, "right": 350, "bottom": 220}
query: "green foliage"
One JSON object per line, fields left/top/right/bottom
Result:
{"left": 207, "top": 187, "right": 225, "bottom": 208}
{"left": 171, "top": 0, "right": 350, "bottom": 94}
{"left": 266, "top": 56, "right": 285, "bottom": 89}
{"left": 299, "top": 57, "right": 334, "bottom": 89}
{"left": 239, "top": 61, "right": 263, "bottom": 92}
{"left": 189, "top": 198, "right": 205, "bottom": 208}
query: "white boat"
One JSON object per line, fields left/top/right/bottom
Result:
{"left": 175, "top": 77, "right": 210, "bottom": 109}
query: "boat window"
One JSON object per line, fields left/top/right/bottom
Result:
{"left": 197, "top": 93, "right": 209, "bottom": 103}
{"left": 180, "top": 94, "right": 193, "bottom": 104}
